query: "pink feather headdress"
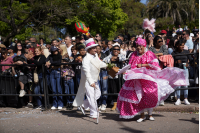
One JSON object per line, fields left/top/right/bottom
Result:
{"left": 135, "top": 37, "right": 146, "bottom": 47}
{"left": 142, "top": 18, "right": 156, "bottom": 33}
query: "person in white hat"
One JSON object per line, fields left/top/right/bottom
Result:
{"left": 73, "top": 38, "right": 107, "bottom": 118}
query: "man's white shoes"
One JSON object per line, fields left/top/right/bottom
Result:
{"left": 90, "top": 115, "right": 98, "bottom": 119}
{"left": 79, "top": 106, "right": 85, "bottom": 115}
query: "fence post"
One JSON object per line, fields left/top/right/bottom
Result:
{"left": 42, "top": 65, "right": 48, "bottom": 110}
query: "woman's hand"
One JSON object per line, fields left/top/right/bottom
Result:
{"left": 69, "top": 57, "right": 74, "bottom": 60}
{"left": 111, "top": 56, "right": 118, "bottom": 62}
{"left": 137, "top": 64, "right": 142, "bottom": 68}
{"left": 149, "top": 39, "right": 154, "bottom": 47}
{"left": 45, "top": 62, "right": 51, "bottom": 68}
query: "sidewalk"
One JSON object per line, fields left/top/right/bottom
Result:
{"left": 0, "top": 102, "right": 198, "bottom": 114}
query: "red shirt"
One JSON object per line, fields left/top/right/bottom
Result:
{"left": 1, "top": 57, "right": 13, "bottom": 71}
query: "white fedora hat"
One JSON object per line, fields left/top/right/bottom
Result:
{"left": 85, "top": 38, "right": 98, "bottom": 51}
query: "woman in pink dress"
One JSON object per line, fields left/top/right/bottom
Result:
{"left": 117, "top": 38, "right": 189, "bottom": 122}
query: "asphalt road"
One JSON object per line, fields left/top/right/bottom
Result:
{"left": 0, "top": 109, "right": 198, "bottom": 133}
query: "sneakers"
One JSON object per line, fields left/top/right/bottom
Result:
{"left": 175, "top": 99, "right": 181, "bottom": 105}
{"left": 25, "top": 103, "right": 34, "bottom": 108}
{"left": 175, "top": 99, "right": 190, "bottom": 105}
{"left": 137, "top": 117, "right": 146, "bottom": 123}
{"left": 184, "top": 99, "right": 190, "bottom": 105}
{"left": 51, "top": 106, "right": 57, "bottom": 110}
{"left": 58, "top": 106, "right": 63, "bottom": 110}
{"left": 19, "top": 90, "right": 26, "bottom": 97}
{"left": 35, "top": 105, "right": 43, "bottom": 109}
{"left": 159, "top": 100, "right": 164, "bottom": 106}
{"left": 100, "top": 104, "right": 107, "bottom": 111}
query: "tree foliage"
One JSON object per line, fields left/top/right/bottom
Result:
{"left": 120, "top": 0, "right": 146, "bottom": 35}
{"left": 65, "top": 0, "right": 128, "bottom": 39}
{"left": 0, "top": 0, "right": 74, "bottom": 45}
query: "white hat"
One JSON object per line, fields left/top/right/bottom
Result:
{"left": 85, "top": 38, "right": 98, "bottom": 51}
{"left": 112, "top": 43, "right": 120, "bottom": 47}
{"left": 72, "top": 37, "right": 76, "bottom": 41}
{"left": 190, "top": 33, "right": 194, "bottom": 37}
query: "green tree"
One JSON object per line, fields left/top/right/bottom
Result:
{"left": 65, "top": 0, "right": 128, "bottom": 39}
{"left": 120, "top": 0, "right": 146, "bottom": 35}
{"left": 146, "top": 0, "right": 199, "bottom": 25}
{"left": 0, "top": 0, "right": 74, "bottom": 45}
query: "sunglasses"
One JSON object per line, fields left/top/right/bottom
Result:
{"left": 182, "top": 34, "right": 185, "bottom": 36}
{"left": 158, "top": 41, "right": 163, "bottom": 43}
{"left": 17, "top": 45, "right": 21, "bottom": 46}
{"left": 95, "top": 36, "right": 99, "bottom": 37}
{"left": 148, "top": 36, "right": 153, "bottom": 38}
{"left": 113, "top": 49, "right": 120, "bottom": 51}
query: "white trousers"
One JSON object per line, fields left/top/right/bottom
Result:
{"left": 83, "top": 82, "right": 101, "bottom": 117}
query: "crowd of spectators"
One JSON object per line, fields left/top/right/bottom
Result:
{"left": 0, "top": 26, "right": 199, "bottom": 111}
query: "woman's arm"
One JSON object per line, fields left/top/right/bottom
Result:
{"left": 162, "top": 45, "right": 168, "bottom": 55}
{"left": 33, "top": 55, "right": 46, "bottom": 66}
{"left": 137, "top": 64, "right": 149, "bottom": 68}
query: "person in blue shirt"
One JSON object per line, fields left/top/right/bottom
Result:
{"left": 183, "top": 30, "right": 194, "bottom": 53}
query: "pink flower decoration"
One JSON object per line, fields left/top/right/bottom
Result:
{"left": 142, "top": 18, "right": 156, "bottom": 33}
{"left": 135, "top": 37, "right": 146, "bottom": 47}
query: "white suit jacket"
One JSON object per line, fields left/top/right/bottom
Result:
{"left": 73, "top": 53, "right": 107, "bottom": 107}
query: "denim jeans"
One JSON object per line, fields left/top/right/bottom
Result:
{"left": 76, "top": 73, "right": 81, "bottom": 87}
{"left": 34, "top": 73, "right": 43, "bottom": 106}
{"left": 63, "top": 79, "right": 75, "bottom": 103}
{"left": 175, "top": 69, "right": 189, "bottom": 99}
{"left": 98, "top": 70, "right": 108, "bottom": 105}
{"left": 168, "top": 48, "right": 174, "bottom": 55}
{"left": 50, "top": 69, "right": 63, "bottom": 107}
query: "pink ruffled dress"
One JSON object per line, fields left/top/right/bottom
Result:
{"left": 117, "top": 50, "right": 189, "bottom": 119}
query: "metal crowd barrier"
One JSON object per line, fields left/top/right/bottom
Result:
{"left": 0, "top": 52, "right": 199, "bottom": 109}
{"left": 0, "top": 64, "right": 48, "bottom": 109}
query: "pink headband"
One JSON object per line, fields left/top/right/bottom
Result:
{"left": 86, "top": 41, "right": 95, "bottom": 47}
{"left": 135, "top": 37, "right": 146, "bottom": 47}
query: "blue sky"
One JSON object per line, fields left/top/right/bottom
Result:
{"left": 140, "top": 0, "right": 147, "bottom": 4}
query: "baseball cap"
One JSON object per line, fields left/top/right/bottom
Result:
{"left": 113, "top": 38, "right": 122, "bottom": 45}
{"left": 7, "top": 45, "right": 15, "bottom": 50}
{"left": 26, "top": 45, "right": 31, "bottom": 49}
{"left": 50, "top": 46, "right": 58, "bottom": 52}
{"left": 161, "top": 30, "right": 167, "bottom": 34}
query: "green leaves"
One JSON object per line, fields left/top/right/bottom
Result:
{"left": 107, "top": 63, "right": 116, "bottom": 70}
{"left": 65, "top": 0, "right": 128, "bottom": 38}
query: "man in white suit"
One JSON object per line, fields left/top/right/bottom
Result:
{"left": 73, "top": 38, "right": 107, "bottom": 118}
